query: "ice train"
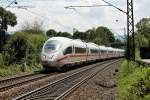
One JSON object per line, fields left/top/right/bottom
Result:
{"left": 41, "top": 37, "right": 124, "bottom": 69}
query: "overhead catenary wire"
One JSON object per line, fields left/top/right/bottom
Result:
{"left": 101, "top": 0, "right": 127, "bottom": 14}
{"left": 5, "top": 0, "right": 17, "bottom": 8}
{"left": 65, "top": 0, "right": 127, "bottom": 15}
{"left": 65, "top": 4, "right": 111, "bottom": 9}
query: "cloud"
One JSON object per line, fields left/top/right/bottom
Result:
{"left": 3, "top": 0, "right": 149, "bottom": 35}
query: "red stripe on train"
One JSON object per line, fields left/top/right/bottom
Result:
{"left": 56, "top": 54, "right": 99, "bottom": 62}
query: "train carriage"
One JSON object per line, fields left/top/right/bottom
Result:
{"left": 99, "top": 46, "right": 108, "bottom": 59}
{"left": 41, "top": 37, "right": 124, "bottom": 70}
{"left": 86, "top": 43, "right": 100, "bottom": 61}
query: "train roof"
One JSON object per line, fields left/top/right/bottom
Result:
{"left": 47, "top": 37, "right": 86, "bottom": 48}
{"left": 46, "top": 37, "right": 125, "bottom": 52}
{"left": 72, "top": 39, "right": 86, "bottom": 48}
{"left": 87, "top": 42, "right": 99, "bottom": 49}
{"left": 47, "top": 37, "right": 72, "bottom": 42}
{"left": 107, "top": 47, "right": 114, "bottom": 51}
{"left": 99, "top": 46, "right": 107, "bottom": 50}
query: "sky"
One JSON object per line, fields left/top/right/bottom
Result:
{"left": 0, "top": 0, "right": 150, "bottom": 35}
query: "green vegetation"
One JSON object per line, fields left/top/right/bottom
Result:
{"left": 118, "top": 60, "right": 150, "bottom": 100}
{"left": 0, "top": 53, "right": 4, "bottom": 66}
{"left": 1, "top": 21, "right": 48, "bottom": 76}
{"left": 136, "top": 18, "right": 150, "bottom": 44}
{"left": 21, "top": 21, "right": 44, "bottom": 34}
{"left": 0, "top": 7, "right": 116, "bottom": 76}
{"left": 46, "top": 26, "right": 116, "bottom": 47}
{"left": 0, "top": 25, "right": 116, "bottom": 77}
{"left": 0, "top": 6, "right": 17, "bottom": 52}
{"left": 0, "top": 32, "right": 47, "bottom": 76}
{"left": 0, "top": 64, "right": 43, "bottom": 77}
{"left": 118, "top": 17, "right": 150, "bottom": 100}
{"left": 46, "top": 29, "right": 72, "bottom": 38}
{"left": 3, "top": 32, "right": 47, "bottom": 65}
{"left": 0, "top": 7, "right": 17, "bottom": 29}
{"left": 73, "top": 26, "right": 115, "bottom": 46}
{"left": 134, "top": 17, "right": 150, "bottom": 60}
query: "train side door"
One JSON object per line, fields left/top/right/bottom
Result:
{"left": 63, "top": 46, "right": 73, "bottom": 62}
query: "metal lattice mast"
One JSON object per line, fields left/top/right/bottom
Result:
{"left": 127, "top": 0, "right": 135, "bottom": 61}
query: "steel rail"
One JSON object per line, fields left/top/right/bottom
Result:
{"left": 14, "top": 59, "right": 120, "bottom": 100}
{"left": 0, "top": 73, "right": 36, "bottom": 84}
{"left": 0, "top": 73, "right": 56, "bottom": 92}
{"left": 55, "top": 59, "right": 120, "bottom": 100}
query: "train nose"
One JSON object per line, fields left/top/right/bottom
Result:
{"left": 41, "top": 54, "right": 55, "bottom": 61}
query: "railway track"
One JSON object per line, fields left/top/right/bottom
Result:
{"left": 14, "top": 59, "right": 121, "bottom": 100}
{"left": 0, "top": 73, "right": 57, "bottom": 92}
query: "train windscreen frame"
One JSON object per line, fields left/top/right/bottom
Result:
{"left": 44, "top": 40, "right": 60, "bottom": 53}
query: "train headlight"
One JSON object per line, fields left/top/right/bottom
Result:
{"left": 42, "top": 55, "right": 46, "bottom": 60}
{"left": 43, "top": 55, "right": 46, "bottom": 59}
{"left": 47, "top": 55, "right": 55, "bottom": 61}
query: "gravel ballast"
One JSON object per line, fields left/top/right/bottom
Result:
{"left": 65, "top": 61, "right": 121, "bottom": 100}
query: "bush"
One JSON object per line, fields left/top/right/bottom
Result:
{"left": 0, "top": 64, "right": 43, "bottom": 77}
{"left": 118, "top": 60, "right": 150, "bottom": 100}
{"left": 119, "top": 60, "right": 137, "bottom": 78}
{"left": 3, "top": 32, "right": 33, "bottom": 65}
{"left": 3, "top": 32, "right": 47, "bottom": 65}
{"left": 0, "top": 53, "right": 4, "bottom": 66}
{"left": 0, "top": 65, "right": 22, "bottom": 76}
{"left": 135, "top": 48, "right": 141, "bottom": 60}
{"left": 27, "top": 34, "right": 48, "bottom": 65}
{"left": 0, "top": 32, "right": 47, "bottom": 76}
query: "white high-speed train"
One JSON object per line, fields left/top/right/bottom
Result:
{"left": 41, "top": 37, "right": 124, "bottom": 69}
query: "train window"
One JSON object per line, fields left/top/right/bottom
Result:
{"left": 64, "top": 47, "right": 72, "bottom": 55}
{"left": 75, "top": 47, "right": 86, "bottom": 53}
{"left": 108, "top": 51, "right": 113, "bottom": 54}
{"left": 44, "top": 40, "right": 59, "bottom": 53}
{"left": 91, "top": 49, "right": 99, "bottom": 53}
{"left": 101, "top": 50, "right": 106, "bottom": 53}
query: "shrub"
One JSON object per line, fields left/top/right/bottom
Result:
{"left": 3, "top": 32, "right": 33, "bottom": 65}
{"left": 135, "top": 48, "right": 141, "bottom": 60}
{"left": 3, "top": 32, "right": 47, "bottom": 66}
{"left": 118, "top": 60, "right": 150, "bottom": 100}
{"left": 27, "top": 34, "right": 48, "bottom": 65}
{"left": 0, "top": 65, "right": 22, "bottom": 76}
{"left": 119, "top": 60, "right": 137, "bottom": 78}
{"left": 0, "top": 53, "right": 4, "bottom": 66}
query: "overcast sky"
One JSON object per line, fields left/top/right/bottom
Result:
{"left": 1, "top": 0, "right": 150, "bottom": 35}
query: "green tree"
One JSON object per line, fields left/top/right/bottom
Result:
{"left": 0, "top": 7, "right": 17, "bottom": 52}
{"left": 73, "top": 27, "right": 115, "bottom": 46}
{"left": 86, "top": 28, "right": 96, "bottom": 41}
{"left": 3, "top": 32, "right": 47, "bottom": 65}
{"left": 135, "top": 32, "right": 148, "bottom": 48}
{"left": 21, "top": 21, "right": 44, "bottom": 34}
{"left": 3, "top": 33, "right": 31, "bottom": 65}
{"left": 136, "top": 18, "right": 150, "bottom": 44}
{"left": 113, "top": 39, "right": 124, "bottom": 49}
{"left": 46, "top": 29, "right": 57, "bottom": 37}
{"left": 46, "top": 29, "right": 72, "bottom": 38}
{"left": 134, "top": 18, "right": 150, "bottom": 59}
{"left": 73, "top": 31, "right": 87, "bottom": 41}
{"left": 59, "top": 32, "right": 72, "bottom": 38}
{"left": 0, "top": 7, "right": 17, "bottom": 30}
{"left": 95, "top": 26, "right": 115, "bottom": 46}
{"left": 136, "top": 18, "right": 150, "bottom": 33}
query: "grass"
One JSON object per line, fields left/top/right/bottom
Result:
{"left": 0, "top": 53, "right": 4, "bottom": 66}
{"left": 0, "top": 63, "right": 43, "bottom": 77}
{"left": 118, "top": 60, "right": 150, "bottom": 100}
{"left": 0, "top": 65, "right": 22, "bottom": 77}
{"left": 0, "top": 64, "right": 43, "bottom": 77}
{"left": 0, "top": 53, "right": 43, "bottom": 77}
